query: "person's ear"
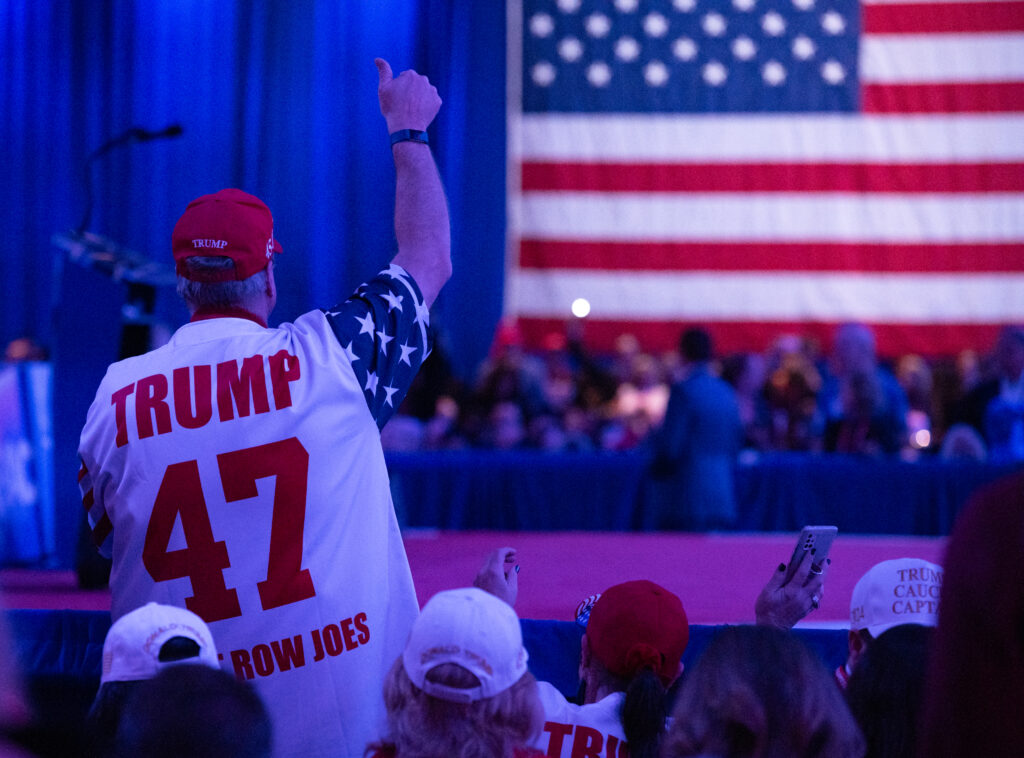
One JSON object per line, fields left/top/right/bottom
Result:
{"left": 265, "top": 260, "right": 276, "bottom": 297}
{"left": 579, "top": 633, "right": 591, "bottom": 681}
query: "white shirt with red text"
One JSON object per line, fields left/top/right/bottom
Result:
{"left": 78, "top": 267, "right": 429, "bottom": 758}
{"left": 532, "top": 680, "right": 629, "bottom": 758}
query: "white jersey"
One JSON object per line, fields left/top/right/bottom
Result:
{"left": 78, "top": 266, "right": 430, "bottom": 758}
{"left": 531, "top": 681, "right": 629, "bottom": 758}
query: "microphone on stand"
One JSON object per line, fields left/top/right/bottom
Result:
{"left": 61, "top": 123, "right": 184, "bottom": 589}
{"left": 76, "top": 123, "right": 184, "bottom": 234}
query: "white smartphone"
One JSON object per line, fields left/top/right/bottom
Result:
{"left": 783, "top": 525, "right": 838, "bottom": 583}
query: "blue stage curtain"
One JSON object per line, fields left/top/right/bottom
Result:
{"left": 0, "top": 0, "right": 505, "bottom": 380}
{"left": 2, "top": 1, "right": 506, "bottom": 567}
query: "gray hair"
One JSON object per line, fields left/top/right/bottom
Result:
{"left": 176, "top": 256, "right": 271, "bottom": 310}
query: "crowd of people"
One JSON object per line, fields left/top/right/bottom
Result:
{"left": 5, "top": 477, "right": 1024, "bottom": 758}
{"left": 384, "top": 321, "right": 1024, "bottom": 463}
{"left": 2, "top": 49, "right": 1021, "bottom": 758}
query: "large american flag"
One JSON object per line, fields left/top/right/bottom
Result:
{"left": 506, "top": 0, "right": 1024, "bottom": 355}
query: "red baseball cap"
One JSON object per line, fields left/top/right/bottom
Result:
{"left": 172, "top": 188, "right": 283, "bottom": 282}
{"left": 586, "top": 580, "right": 689, "bottom": 686}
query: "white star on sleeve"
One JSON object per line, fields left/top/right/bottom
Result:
{"left": 399, "top": 342, "right": 418, "bottom": 366}
{"left": 355, "top": 311, "right": 375, "bottom": 336}
{"left": 381, "top": 291, "right": 404, "bottom": 313}
{"left": 364, "top": 371, "right": 379, "bottom": 395}
{"left": 341, "top": 341, "right": 359, "bottom": 363}
{"left": 376, "top": 328, "right": 394, "bottom": 355}
{"left": 383, "top": 384, "right": 399, "bottom": 407}
{"left": 414, "top": 298, "right": 431, "bottom": 328}
{"left": 385, "top": 263, "right": 409, "bottom": 281}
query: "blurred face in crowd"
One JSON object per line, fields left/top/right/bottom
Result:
{"left": 997, "top": 329, "right": 1024, "bottom": 381}
{"left": 832, "top": 324, "right": 877, "bottom": 376}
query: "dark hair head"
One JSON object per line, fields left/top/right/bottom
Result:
{"left": 919, "top": 471, "right": 1024, "bottom": 757}
{"left": 583, "top": 581, "right": 688, "bottom": 758}
{"left": 845, "top": 624, "right": 933, "bottom": 758}
{"left": 679, "top": 328, "right": 713, "bottom": 363}
{"left": 114, "top": 664, "right": 271, "bottom": 758}
{"left": 662, "top": 625, "right": 864, "bottom": 758}
{"left": 86, "top": 680, "right": 140, "bottom": 757}
{"left": 621, "top": 667, "right": 668, "bottom": 758}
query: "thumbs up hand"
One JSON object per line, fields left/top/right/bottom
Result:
{"left": 374, "top": 57, "right": 441, "bottom": 134}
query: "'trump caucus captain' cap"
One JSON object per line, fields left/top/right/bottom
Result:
{"left": 586, "top": 580, "right": 689, "bottom": 687}
{"left": 402, "top": 587, "right": 528, "bottom": 704}
{"left": 172, "top": 188, "right": 283, "bottom": 282}
{"left": 101, "top": 602, "right": 221, "bottom": 684}
{"left": 850, "top": 557, "right": 943, "bottom": 636}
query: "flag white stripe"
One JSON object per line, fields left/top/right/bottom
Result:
{"left": 519, "top": 193, "right": 1024, "bottom": 242}
{"left": 510, "top": 270, "right": 1024, "bottom": 322}
{"left": 861, "top": 35, "right": 1024, "bottom": 82}
{"left": 517, "top": 114, "right": 1024, "bottom": 162}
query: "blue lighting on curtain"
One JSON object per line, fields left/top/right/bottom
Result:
{"left": 1, "top": 0, "right": 506, "bottom": 567}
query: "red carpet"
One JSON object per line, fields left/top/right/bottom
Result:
{"left": 2, "top": 531, "right": 945, "bottom": 627}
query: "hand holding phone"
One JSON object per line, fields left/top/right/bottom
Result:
{"left": 755, "top": 525, "right": 837, "bottom": 628}
{"left": 784, "top": 525, "right": 838, "bottom": 584}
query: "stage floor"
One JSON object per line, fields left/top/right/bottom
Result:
{"left": 1, "top": 531, "right": 946, "bottom": 627}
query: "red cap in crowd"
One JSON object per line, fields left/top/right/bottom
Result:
{"left": 586, "top": 579, "right": 689, "bottom": 686}
{"left": 172, "top": 188, "right": 283, "bottom": 282}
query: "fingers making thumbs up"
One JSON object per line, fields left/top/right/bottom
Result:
{"left": 374, "top": 57, "right": 441, "bottom": 134}
{"left": 374, "top": 57, "right": 393, "bottom": 87}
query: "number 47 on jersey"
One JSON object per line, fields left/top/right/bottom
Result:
{"left": 143, "top": 437, "right": 315, "bottom": 622}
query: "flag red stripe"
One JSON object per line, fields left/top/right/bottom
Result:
{"left": 863, "top": 1, "right": 1024, "bottom": 33}
{"left": 81, "top": 489, "right": 94, "bottom": 510}
{"left": 862, "top": 82, "right": 1024, "bottom": 113}
{"left": 91, "top": 513, "right": 112, "bottom": 547}
{"left": 78, "top": 463, "right": 88, "bottom": 483}
{"left": 519, "top": 240, "right": 1024, "bottom": 273}
{"left": 521, "top": 161, "right": 1024, "bottom": 193}
{"left": 516, "top": 317, "right": 1004, "bottom": 356}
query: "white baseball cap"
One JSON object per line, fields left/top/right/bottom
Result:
{"left": 402, "top": 587, "right": 528, "bottom": 704}
{"left": 101, "top": 602, "right": 220, "bottom": 683}
{"left": 850, "top": 558, "right": 943, "bottom": 637}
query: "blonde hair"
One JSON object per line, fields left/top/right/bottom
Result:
{"left": 368, "top": 658, "right": 541, "bottom": 758}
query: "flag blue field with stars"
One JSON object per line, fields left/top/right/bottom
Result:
{"left": 523, "top": 0, "right": 860, "bottom": 113}
{"left": 325, "top": 265, "right": 431, "bottom": 428}
{"left": 507, "top": 0, "right": 1024, "bottom": 357}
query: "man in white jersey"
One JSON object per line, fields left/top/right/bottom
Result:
{"left": 77, "top": 58, "right": 450, "bottom": 758}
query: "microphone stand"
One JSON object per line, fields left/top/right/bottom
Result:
{"left": 76, "top": 125, "right": 183, "bottom": 235}
{"left": 60, "top": 123, "right": 183, "bottom": 589}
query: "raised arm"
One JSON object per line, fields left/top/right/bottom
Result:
{"left": 375, "top": 58, "right": 451, "bottom": 307}
{"left": 754, "top": 551, "right": 829, "bottom": 629}
{"left": 472, "top": 547, "right": 519, "bottom": 607}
